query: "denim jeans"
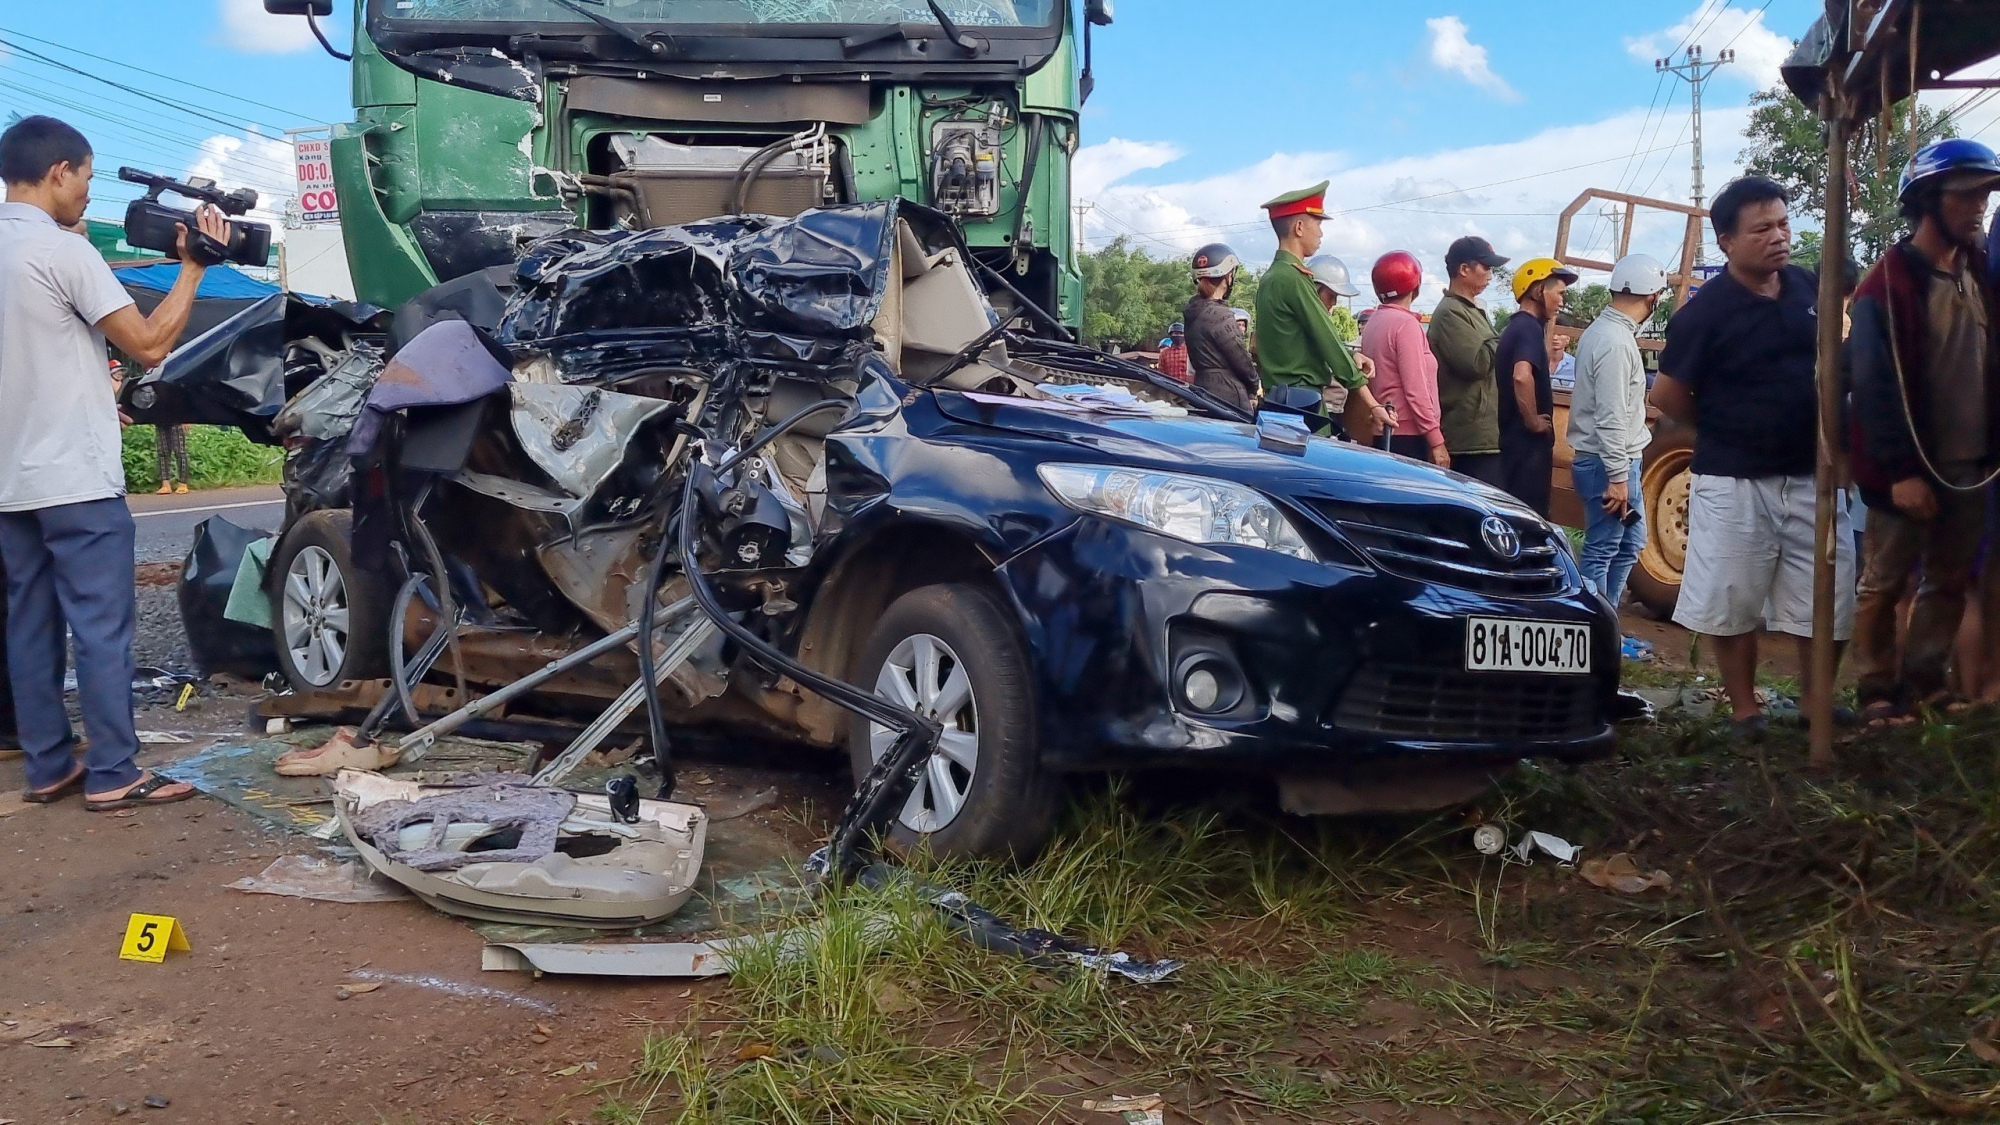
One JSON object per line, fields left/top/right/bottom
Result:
{"left": 1571, "top": 453, "right": 1646, "bottom": 611}
{"left": 0, "top": 498, "right": 141, "bottom": 793}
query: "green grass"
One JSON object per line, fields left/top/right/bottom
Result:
{"left": 593, "top": 711, "right": 2000, "bottom": 1123}
{"left": 121, "top": 424, "right": 283, "bottom": 491}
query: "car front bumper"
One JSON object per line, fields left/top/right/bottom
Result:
{"left": 995, "top": 518, "right": 1620, "bottom": 775}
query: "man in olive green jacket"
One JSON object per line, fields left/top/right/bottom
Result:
{"left": 1428, "top": 236, "right": 1508, "bottom": 487}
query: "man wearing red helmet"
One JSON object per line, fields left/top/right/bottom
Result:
{"left": 1358, "top": 251, "right": 1447, "bottom": 465}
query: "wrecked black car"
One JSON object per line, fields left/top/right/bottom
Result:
{"left": 129, "top": 201, "right": 1619, "bottom": 858}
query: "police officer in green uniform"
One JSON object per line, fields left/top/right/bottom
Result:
{"left": 1253, "top": 181, "right": 1391, "bottom": 438}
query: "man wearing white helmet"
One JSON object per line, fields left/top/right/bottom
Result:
{"left": 1305, "top": 255, "right": 1359, "bottom": 417}
{"left": 1569, "top": 253, "right": 1668, "bottom": 615}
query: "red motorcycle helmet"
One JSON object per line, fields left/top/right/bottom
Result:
{"left": 1371, "top": 251, "right": 1423, "bottom": 301}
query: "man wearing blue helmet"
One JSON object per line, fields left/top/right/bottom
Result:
{"left": 1848, "top": 138, "right": 2000, "bottom": 723}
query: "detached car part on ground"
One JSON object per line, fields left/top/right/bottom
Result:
{"left": 132, "top": 200, "right": 1621, "bottom": 860}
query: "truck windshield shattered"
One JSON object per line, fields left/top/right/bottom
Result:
{"left": 132, "top": 200, "right": 1621, "bottom": 862}
{"left": 384, "top": 0, "right": 1060, "bottom": 28}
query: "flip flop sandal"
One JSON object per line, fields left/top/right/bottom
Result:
{"left": 1860, "top": 700, "right": 1910, "bottom": 729}
{"left": 1732, "top": 714, "right": 1769, "bottom": 742}
{"left": 85, "top": 774, "right": 195, "bottom": 812}
{"left": 22, "top": 766, "right": 85, "bottom": 804}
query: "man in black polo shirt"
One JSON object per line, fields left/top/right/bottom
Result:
{"left": 1652, "top": 176, "right": 1855, "bottom": 736}
{"left": 1494, "top": 257, "right": 1577, "bottom": 515}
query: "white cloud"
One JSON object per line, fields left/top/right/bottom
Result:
{"left": 1077, "top": 103, "right": 1752, "bottom": 308}
{"left": 186, "top": 130, "right": 297, "bottom": 236}
{"left": 1425, "top": 16, "right": 1520, "bottom": 102}
{"left": 1073, "top": 139, "right": 1183, "bottom": 201}
{"left": 219, "top": 0, "right": 321, "bottom": 54}
{"left": 1626, "top": 1, "right": 1794, "bottom": 89}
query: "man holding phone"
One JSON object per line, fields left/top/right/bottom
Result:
{"left": 1568, "top": 253, "right": 1668, "bottom": 613}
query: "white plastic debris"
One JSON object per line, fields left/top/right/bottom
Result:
{"left": 1508, "top": 830, "right": 1581, "bottom": 867}
{"left": 1082, "top": 1094, "right": 1165, "bottom": 1125}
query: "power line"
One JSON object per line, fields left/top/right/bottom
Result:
{"left": 1717, "top": 0, "right": 1777, "bottom": 53}
{"left": 1656, "top": 44, "right": 1736, "bottom": 261}
{"left": 0, "top": 23, "right": 318, "bottom": 124}
{"left": 0, "top": 36, "right": 283, "bottom": 136}
{"left": 0, "top": 82, "right": 299, "bottom": 182}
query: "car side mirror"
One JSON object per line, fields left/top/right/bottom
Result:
{"left": 1085, "top": 0, "right": 1114, "bottom": 26}
{"left": 264, "top": 0, "right": 350, "bottom": 60}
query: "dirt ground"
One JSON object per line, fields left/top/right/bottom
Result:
{"left": 0, "top": 599, "right": 1823, "bottom": 1124}
{"left": 0, "top": 691, "right": 850, "bottom": 1125}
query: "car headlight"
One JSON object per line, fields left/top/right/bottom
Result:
{"left": 1037, "top": 463, "right": 1316, "bottom": 560}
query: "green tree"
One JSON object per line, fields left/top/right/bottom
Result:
{"left": 1327, "top": 304, "right": 1359, "bottom": 343}
{"left": 1741, "top": 85, "right": 1956, "bottom": 265}
{"left": 1557, "top": 283, "right": 1613, "bottom": 331}
{"left": 1079, "top": 237, "right": 1261, "bottom": 349}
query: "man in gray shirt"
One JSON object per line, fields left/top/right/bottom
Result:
{"left": 0, "top": 116, "right": 223, "bottom": 809}
{"left": 1567, "top": 254, "right": 1667, "bottom": 612}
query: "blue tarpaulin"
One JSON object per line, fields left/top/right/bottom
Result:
{"left": 115, "top": 262, "right": 284, "bottom": 301}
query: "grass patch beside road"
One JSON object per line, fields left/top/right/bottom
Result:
{"left": 593, "top": 696, "right": 2000, "bottom": 1123}
{"left": 121, "top": 424, "right": 283, "bottom": 491}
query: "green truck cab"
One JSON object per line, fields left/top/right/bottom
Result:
{"left": 286, "top": 0, "right": 1105, "bottom": 330}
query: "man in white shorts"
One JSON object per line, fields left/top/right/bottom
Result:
{"left": 1650, "top": 175, "right": 1855, "bottom": 737}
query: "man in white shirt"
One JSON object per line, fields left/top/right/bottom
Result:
{"left": 0, "top": 116, "right": 224, "bottom": 810}
{"left": 1568, "top": 253, "right": 1668, "bottom": 613}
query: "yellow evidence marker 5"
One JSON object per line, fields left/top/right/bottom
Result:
{"left": 119, "top": 913, "right": 192, "bottom": 963}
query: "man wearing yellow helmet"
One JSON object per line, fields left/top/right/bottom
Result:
{"left": 1493, "top": 256, "right": 1578, "bottom": 515}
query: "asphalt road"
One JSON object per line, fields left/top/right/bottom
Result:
{"left": 128, "top": 484, "right": 285, "bottom": 564}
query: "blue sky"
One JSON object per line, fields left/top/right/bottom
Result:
{"left": 1, "top": 1, "right": 1971, "bottom": 302}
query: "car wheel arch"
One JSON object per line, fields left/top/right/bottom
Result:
{"left": 787, "top": 523, "right": 1018, "bottom": 739}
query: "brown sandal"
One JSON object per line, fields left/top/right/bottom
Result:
{"left": 85, "top": 773, "right": 195, "bottom": 812}
{"left": 22, "top": 765, "right": 85, "bottom": 804}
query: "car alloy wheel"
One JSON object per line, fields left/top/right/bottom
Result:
{"left": 282, "top": 544, "right": 351, "bottom": 688}
{"left": 868, "top": 632, "right": 979, "bottom": 833}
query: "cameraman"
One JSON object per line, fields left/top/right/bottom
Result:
{"left": 0, "top": 116, "right": 224, "bottom": 810}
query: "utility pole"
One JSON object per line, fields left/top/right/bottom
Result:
{"left": 1656, "top": 45, "right": 1734, "bottom": 263}
{"left": 1072, "top": 201, "right": 1094, "bottom": 258}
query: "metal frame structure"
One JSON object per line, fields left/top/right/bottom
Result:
{"left": 1552, "top": 187, "right": 1708, "bottom": 317}
{"left": 1784, "top": 0, "right": 2000, "bottom": 767}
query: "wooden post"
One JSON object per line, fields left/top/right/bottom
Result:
{"left": 1810, "top": 94, "right": 1850, "bottom": 771}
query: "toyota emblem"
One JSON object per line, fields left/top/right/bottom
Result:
{"left": 1480, "top": 516, "right": 1521, "bottom": 561}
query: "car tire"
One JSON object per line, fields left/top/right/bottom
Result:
{"left": 1629, "top": 426, "right": 1694, "bottom": 619}
{"left": 271, "top": 509, "right": 390, "bottom": 692}
{"left": 847, "top": 582, "right": 1056, "bottom": 860}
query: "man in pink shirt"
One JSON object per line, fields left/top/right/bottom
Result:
{"left": 1358, "top": 251, "right": 1448, "bottom": 466}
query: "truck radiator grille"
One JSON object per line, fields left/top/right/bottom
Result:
{"left": 1334, "top": 665, "right": 1600, "bottom": 743}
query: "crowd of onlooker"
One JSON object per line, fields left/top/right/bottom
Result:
{"left": 1135, "top": 139, "right": 2000, "bottom": 737}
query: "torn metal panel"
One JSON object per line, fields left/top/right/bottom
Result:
{"left": 123, "top": 293, "right": 387, "bottom": 439}
{"left": 481, "top": 912, "right": 899, "bottom": 978}
{"left": 274, "top": 342, "right": 384, "bottom": 443}
{"left": 508, "top": 384, "right": 671, "bottom": 499}
{"left": 482, "top": 939, "right": 733, "bottom": 978}
{"left": 335, "top": 769, "right": 708, "bottom": 928}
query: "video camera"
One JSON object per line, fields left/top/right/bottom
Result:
{"left": 117, "top": 167, "right": 272, "bottom": 268}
